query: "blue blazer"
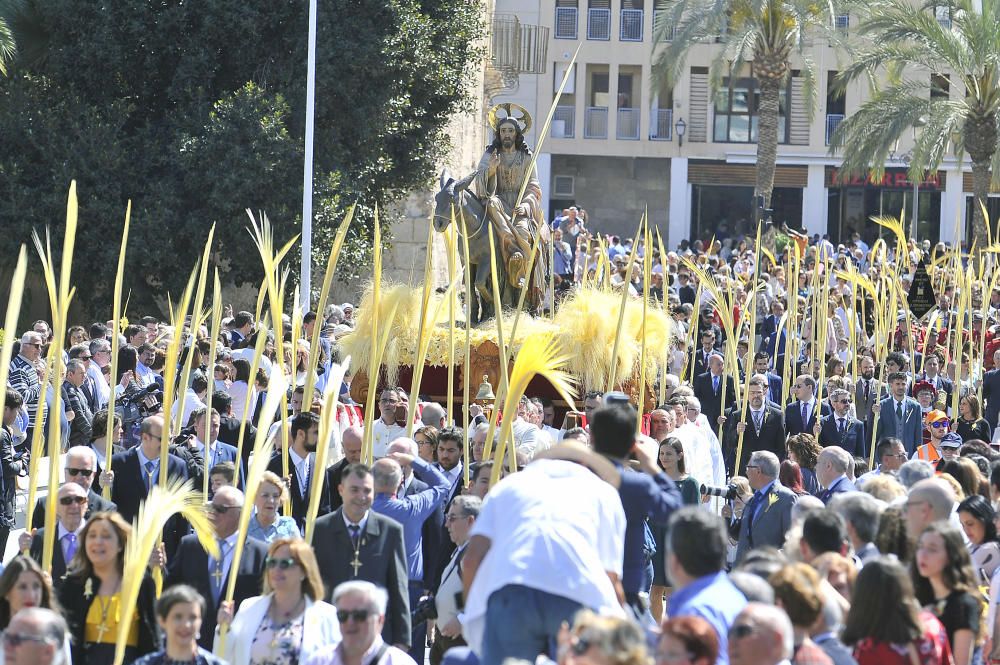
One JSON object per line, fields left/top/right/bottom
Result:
{"left": 110, "top": 447, "right": 189, "bottom": 523}
{"left": 875, "top": 396, "right": 923, "bottom": 455}
{"left": 820, "top": 475, "right": 858, "bottom": 504}
{"left": 818, "top": 414, "right": 866, "bottom": 458}
{"left": 784, "top": 400, "right": 831, "bottom": 436}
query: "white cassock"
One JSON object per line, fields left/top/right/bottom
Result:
{"left": 673, "top": 418, "right": 726, "bottom": 514}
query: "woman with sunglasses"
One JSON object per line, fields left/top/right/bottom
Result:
{"left": 215, "top": 537, "right": 340, "bottom": 665}
{"left": 247, "top": 472, "right": 300, "bottom": 545}
{"left": 56, "top": 511, "right": 159, "bottom": 664}
{"left": 131, "top": 585, "right": 227, "bottom": 665}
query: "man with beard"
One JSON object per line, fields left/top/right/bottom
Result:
{"left": 475, "top": 104, "right": 548, "bottom": 304}
{"left": 721, "top": 376, "right": 784, "bottom": 475}
{"left": 854, "top": 354, "right": 878, "bottom": 438}
{"left": 267, "top": 411, "right": 327, "bottom": 531}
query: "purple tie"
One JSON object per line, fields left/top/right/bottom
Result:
{"left": 63, "top": 533, "right": 77, "bottom": 562}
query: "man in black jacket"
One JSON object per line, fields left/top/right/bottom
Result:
{"left": 164, "top": 486, "right": 267, "bottom": 648}
{"left": 721, "top": 376, "right": 785, "bottom": 475}
{"left": 31, "top": 445, "right": 116, "bottom": 529}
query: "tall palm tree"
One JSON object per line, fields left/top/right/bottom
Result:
{"left": 829, "top": 0, "right": 1000, "bottom": 250}
{"left": 0, "top": 15, "right": 14, "bottom": 76}
{"left": 653, "top": 0, "right": 844, "bottom": 217}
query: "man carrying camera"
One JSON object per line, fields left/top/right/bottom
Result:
{"left": 734, "top": 450, "right": 797, "bottom": 562}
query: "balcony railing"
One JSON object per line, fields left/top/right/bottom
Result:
{"left": 555, "top": 7, "right": 578, "bottom": 39}
{"left": 620, "top": 9, "right": 643, "bottom": 41}
{"left": 652, "top": 11, "right": 676, "bottom": 41}
{"left": 826, "top": 113, "right": 844, "bottom": 145}
{"left": 651, "top": 108, "right": 673, "bottom": 140}
{"left": 587, "top": 8, "right": 611, "bottom": 40}
{"left": 617, "top": 108, "right": 640, "bottom": 139}
{"left": 584, "top": 107, "right": 608, "bottom": 138}
{"left": 552, "top": 106, "right": 576, "bottom": 138}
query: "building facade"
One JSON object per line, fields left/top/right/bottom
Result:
{"left": 492, "top": 0, "right": 995, "bottom": 248}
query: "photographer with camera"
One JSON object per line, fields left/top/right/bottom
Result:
{"left": 734, "top": 451, "right": 797, "bottom": 563}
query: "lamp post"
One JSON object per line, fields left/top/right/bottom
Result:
{"left": 675, "top": 117, "right": 687, "bottom": 148}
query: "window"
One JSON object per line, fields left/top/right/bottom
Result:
{"left": 713, "top": 77, "right": 789, "bottom": 143}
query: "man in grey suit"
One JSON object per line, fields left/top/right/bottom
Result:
{"left": 874, "top": 371, "right": 923, "bottom": 455}
{"left": 312, "top": 463, "right": 411, "bottom": 649}
{"left": 853, "top": 355, "right": 878, "bottom": 447}
{"left": 735, "top": 451, "right": 797, "bottom": 562}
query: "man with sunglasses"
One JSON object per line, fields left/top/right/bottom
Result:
{"left": 373, "top": 389, "right": 406, "bottom": 460}
{"left": 912, "top": 410, "right": 952, "bottom": 464}
{"left": 4, "top": 607, "right": 69, "bottom": 665}
{"left": 165, "top": 485, "right": 267, "bottom": 648}
{"left": 307, "top": 581, "right": 417, "bottom": 665}
{"left": 9, "top": 331, "right": 46, "bottom": 445}
{"left": 816, "top": 388, "right": 865, "bottom": 458}
{"left": 21, "top": 482, "right": 89, "bottom": 583}
{"left": 30, "top": 446, "right": 116, "bottom": 530}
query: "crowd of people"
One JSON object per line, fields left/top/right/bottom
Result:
{"left": 1, "top": 226, "right": 999, "bottom": 665}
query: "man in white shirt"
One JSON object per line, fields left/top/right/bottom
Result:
{"left": 21, "top": 482, "right": 88, "bottom": 581}
{"left": 460, "top": 455, "right": 626, "bottom": 664}
{"left": 509, "top": 396, "right": 539, "bottom": 457}
{"left": 372, "top": 388, "right": 406, "bottom": 459}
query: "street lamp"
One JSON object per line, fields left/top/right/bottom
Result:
{"left": 675, "top": 117, "right": 687, "bottom": 148}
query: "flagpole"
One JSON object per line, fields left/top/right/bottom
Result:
{"left": 300, "top": 0, "right": 318, "bottom": 308}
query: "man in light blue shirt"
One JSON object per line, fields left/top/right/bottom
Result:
{"left": 666, "top": 507, "right": 748, "bottom": 665}
{"left": 371, "top": 447, "right": 450, "bottom": 662}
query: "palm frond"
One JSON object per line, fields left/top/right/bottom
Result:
{"left": 114, "top": 477, "right": 217, "bottom": 665}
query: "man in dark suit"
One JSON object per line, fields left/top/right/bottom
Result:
{"left": 915, "top": 353, "right": 953, "bottom": 403}
{"left": 875, "top": 371, "right": 924, "bottom": 455}
{"left": 816, "top": 447, "right": 858, "bottom": 503}
{"left": 688, "top": 330, "right": 717, "bottom": 381}
{"left": 721, "top": 376, "right": 784, "bottom": 476}
{"left": 267, "top": 411, "right": 329, "bottom": 530}
{"left": 31, "top": 445, "right": 116, "bottom": 529}
{"left": 784, "top": 375, "right": 831, "bottom": 436}
{"left": 735, "top": 450, "right": 797, "bottom": 562}
{"left": 752, "top": 351, "right": 784, "bottom": 405}
{"left": 817, "top": 389, "right": 866, "bottom": 458}
{"left": 190, "top": 405, "right": 243, "bottom": 494}
{"left": 326, "top": 425, "right": 363, "bottom": 512}
{"left": 853, "top": 355, "right": 879, "bottom": 447}
{"left": 62, "top": 359, "right": 94, "bottom": 448}
{"left": 313, "top": 463, "right": 410, "bottom": 649}
{"left": 23, "top": 482, "right": 89, "bottom": 585}
{"left": 693, "top": 353, "right": 736, "bottom": 429}
{"left": 110, "top": 415, "right": 188, "bottom": 524}
{"left": 164, "top": 485, "right": 267, "bottom": 648}
{"left": 983, "top": 349, "right": 1000, "bottom": 428}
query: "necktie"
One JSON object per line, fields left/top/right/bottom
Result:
{"left": 63, "top": 533, "right": 77, "bottom": 562}
{"left": 348, "top": 524, "right": 361, "bottom": 547}
{"left": 211, "top": 539, "right": 228, "bottom": 602}
{"left": 896, "top": 402, "right": 903, "bottom": 421}
{"left": 144, "top": 460, "right": 156, "bottom": 490}
{"left": 801, "top": 402, "right": 809, "bottom": 427}
{"left": 838, "top": 418, "right": 845, "bottom": 433}
{"left": 713, "top": 376, "right": 719, "bottom": 393}
{"left": 748, "top": 491, "right": 765, "bottom": 526}
{"left": 752, "top": 411, "right": 762, "bottom": 434}
{"left": 300, "top": 458, "right": 310, "bottom": 499}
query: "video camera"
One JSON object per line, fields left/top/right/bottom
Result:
{"left": 700, "top": 483, "right": 739, "bottom": 501}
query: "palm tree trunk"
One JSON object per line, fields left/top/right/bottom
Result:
{"left": 755, "top": 75, "right": 782, "bottom": 218}
{"left": 971, "top": 159, "right": 991, "bottom": 249}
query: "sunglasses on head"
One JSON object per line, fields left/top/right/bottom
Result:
{"left": 59, "top": 496, "right": 87, "bottom": 506}
{"left": 337, "top": 609, "right": 373, "bottom": 623}
{"left": 265, "top": 557, "right": 297, "bottom": 570}
{"left": 66, "top": 468, "right": 93, "bottom": 478}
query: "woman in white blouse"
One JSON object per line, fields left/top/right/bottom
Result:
{"left": 215, "top": 537, "right": 340, "bottom": 665}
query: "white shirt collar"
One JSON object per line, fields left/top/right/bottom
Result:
{"left": 342, "top": 510, "right": 369, "bottom": 533}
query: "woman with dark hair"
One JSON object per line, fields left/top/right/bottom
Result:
{"left": 67, "top": 325, "right": 89, "bottom": 349}
{"left": 941, "top": 458, "right": 984, "bottom": 500}
{"left": 957, "top": 494, "right": 1000, "bottom": 581}
{"left": 779, "top": 460, "right": 809, "bottom": 496}
{"left": 650, "top": 437, "right": 702, "bottom": 622}
{"left": 56, "top": 511, "right": 158, "bottom": 664}
{"left": 786, "top": 433, "right": 822, "bottom": 496}
{"left": 415, "top": 425, "right": 439, "bottom": 464}
{"left": 227, "top": 358, "right": 255, "bottom": 422}
{"left": 843, "top": 557, "right": 952, "bottom": 665}
{"left": 912, "top": 523, "right": 982, "bottom": 665}
{"left": 658, "top": 616, "right": 719, "bottom": 665}
{"left": 957, "top": 394, "right": 991, "bottom": 443}
{"left": 875, "top": 506, "right": 913, "bottom": 563}
{"left": 131, "top": 585, "right": 227, "bottom": 665}
{"left": 0, "top": 556, "right": 69, "bottom": 662}
{"left": 115, "top": 345, "right": 138, "bottom": 389}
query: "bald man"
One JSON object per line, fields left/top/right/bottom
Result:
{"left": 326, "top": 425, "right": 363, "bottom": 511}
{"left": 904, "top": 477, "right": 957, "bottom": 539}
{"left": 109, "top": 415, "right": 188, "bottom": 524}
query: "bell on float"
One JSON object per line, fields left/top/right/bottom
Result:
{"left": 474, "top": 375, "right": 496, "bottom": 403}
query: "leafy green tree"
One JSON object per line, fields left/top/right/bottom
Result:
{"left": 653, "top": 0, "right": 845, "bottom": 217}
{"left": 829, "top": 0, "right": 1000, "bottom": 250}
{"left": 0, "top": 0, "right": 484, "bottom": 316}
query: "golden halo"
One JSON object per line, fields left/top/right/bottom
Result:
{"left": 488, "top": 103, "right": 532, "bottom": 134}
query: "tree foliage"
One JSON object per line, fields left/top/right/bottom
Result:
{"left": 0, "top": 0, "right": 485, "bottom": 316}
